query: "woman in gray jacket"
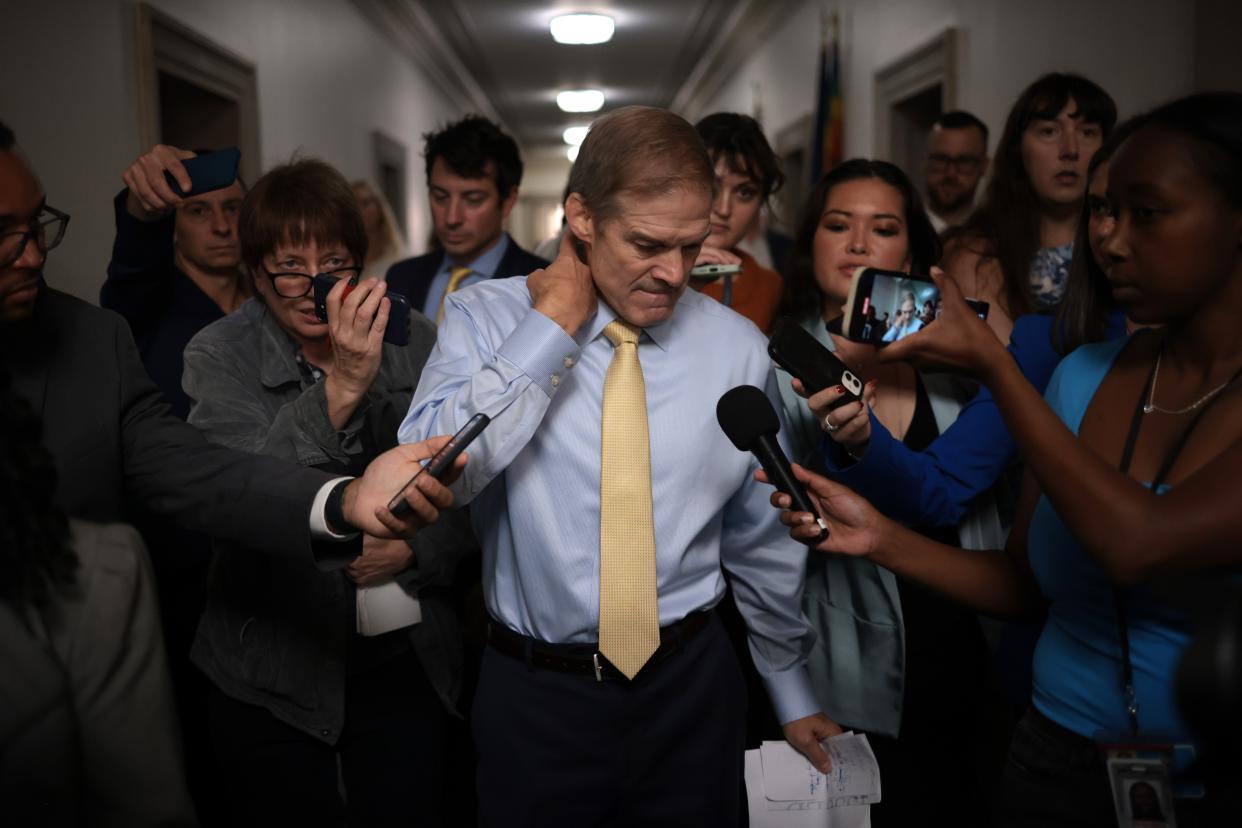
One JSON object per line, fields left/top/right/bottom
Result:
{"left": 179, "top": 157, "right": 465, "bottom": 826}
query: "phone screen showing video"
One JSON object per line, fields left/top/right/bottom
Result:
{"left": 859, "top": 273, "right": 988, "bottom": 346}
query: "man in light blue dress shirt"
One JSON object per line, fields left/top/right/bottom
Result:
{"left": 400, "top": 106, "right": 838, "bottom": 826}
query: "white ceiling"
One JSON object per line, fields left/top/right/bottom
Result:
{"left": 354, "top": 0, "right": 793, "bottom": 156}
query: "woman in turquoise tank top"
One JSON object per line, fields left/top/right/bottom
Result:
{"left": 768, "top": 94, "right": 1242, "bottom": 826}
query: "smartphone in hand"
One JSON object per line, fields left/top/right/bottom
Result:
{"left": 768, "top": 318, "right": 863, "bottom": 409}
{"left": 164, "top": 148, "right": 241, "bottom": 198}
{"left": 690, "top": 263, "right": 741, "bottom": 280}
{"left": 388, "top": 414, "right": 490, "bottom": 517}
{"left": 843, "top": 267, "right": 989, "bottom": 346}
{"left": 312, "top": 274, "right": 412, "bottom": 346}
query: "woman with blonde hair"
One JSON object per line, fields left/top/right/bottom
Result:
{"left": 352, "top": 180, "right": 408, "bottom": 282}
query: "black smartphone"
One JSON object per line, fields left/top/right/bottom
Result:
{"left": 165, "top": 148, "right": 241, "bottom": 198}
{"left": 312, "top": 274, "right": 412, "bottom": 346}
{"left": 843, "top": 267, "right": 990, "bottom": 346}
{"left": 768, "top": 317, "right": 863, "bottom": 409}
{"left": 387, "top": 414, "right": 491, "bottom": 517}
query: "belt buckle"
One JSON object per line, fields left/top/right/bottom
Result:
{"left": 592, "top": 652, "right": 603, "bottom": 682}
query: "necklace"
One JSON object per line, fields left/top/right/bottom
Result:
{"left": 1143, "top": 348, "right": 1232, "bottom": 415}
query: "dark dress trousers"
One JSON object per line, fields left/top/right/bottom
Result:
{"left": 384, "top": 240, "right": 549, "bottom": 313}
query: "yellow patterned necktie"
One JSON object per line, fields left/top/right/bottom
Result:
{"left": 437, "top": 266, "right": 472, "bottom": 323}
{"left": 598, "top": 319, "right": 660, "bottom": 679}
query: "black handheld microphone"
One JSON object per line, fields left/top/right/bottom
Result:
{"left": 716, "top": 385, "right": 828, "bottom": 540}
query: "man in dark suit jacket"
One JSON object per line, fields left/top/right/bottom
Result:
{"left": 0, "top": 120, "right": 454, "bottom": 572}
{"left": 386, "top": 115, "right": 548, "bottom": 318}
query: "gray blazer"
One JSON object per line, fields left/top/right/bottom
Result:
{"left": 182, "top": 299, "right": 472, "bottom": 742}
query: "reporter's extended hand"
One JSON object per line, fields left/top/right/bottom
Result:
{"left": 122, "top": 144, "right": 196, "bottom": 220}
{"left": 878, "top": 267, "right": 1008, "bottom": 380}
{"left": 528, "top": 228, "right": 596, "bottom": 336}
{"left": 692, "top": 245, "right": 742, "bottom": 268}
{"left": 793, "top": 377, "right": 879, "bottom": 457}
{"left": 783, "top": 712, "right": 844, "bottom": 774}
{"left": 758, "top": 463, "right": 886, "bottom": 557}
{"left": 323, "top": 277, "right": 388, "bottom": 428}
{"left": 347, "top": 534, "right": 413, "bottom": 586}
{"left": 342, "top": 436, "right": 467, "bottom": 538}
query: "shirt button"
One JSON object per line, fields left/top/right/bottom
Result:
{"left": 563, "top": 356, "right": 576, "bottom": 369}
{"left": 550, "top": 374, "right": 561, "bottom": 387}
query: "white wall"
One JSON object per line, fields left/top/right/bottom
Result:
{"left": 692, "top": 0, "right": 1195, "bottom": 165}
{"left": 0, "top": 0, "right": 464, "bottom": 302}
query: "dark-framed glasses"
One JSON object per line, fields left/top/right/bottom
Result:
{"left": 0, "top": 205, "right": 70, "bottom": 268}
{"left": 927, "top": 153, "right": 983, "bottom": 174}
{"left": 262, "top": 265, "right": 361, "bottom": 298}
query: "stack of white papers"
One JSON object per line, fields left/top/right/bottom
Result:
{"left": 356, "top": 581, "right": 422, "bottom": 636}
{"left": 743, "top": 732, "right": 881, "bottom": 828}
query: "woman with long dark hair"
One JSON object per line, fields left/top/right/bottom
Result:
{"left": 774, "top": 159, "right": 993, "bottom": 827}
{"left": 944, "top": 73, "right": 1116, "bottom": 342}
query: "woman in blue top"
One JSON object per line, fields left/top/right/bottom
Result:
{"left": 772, "top": 93, "right": 1242, "bottom": 826}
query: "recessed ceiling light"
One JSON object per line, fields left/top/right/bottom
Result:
{"left": 557, "top": 89, "right": 605, "bottom": 113}
{"left": 567, "top": 144, "right": 580, "bottom": 162}
{"left": 550, "top": 13, "right": 614, "bottom": 45}
{"left": 563, "top": 126, "right": 589, "bottom": 146}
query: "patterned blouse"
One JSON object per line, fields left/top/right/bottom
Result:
{"left": 1030, "top": 241, "right": 1074, "bottom": 309}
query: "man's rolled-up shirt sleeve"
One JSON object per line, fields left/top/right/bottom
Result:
{"left": 398, "top": 286, "right": 581, "bottom": 504}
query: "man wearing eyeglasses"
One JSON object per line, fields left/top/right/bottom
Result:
{"left": 0, "top": 117, "right": 464, "bottom": 823}
{"left": 925, "top": 110, "right": 990, "bottom": 234}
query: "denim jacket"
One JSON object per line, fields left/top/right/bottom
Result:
{"left": 182, "top": 298, "right": 472, "bottom": 743}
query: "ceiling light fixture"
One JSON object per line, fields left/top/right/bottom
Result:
{"left": 567, "top": 144, "right": 580, "bottom": 162}
{"left": 550, "top": 13, "right": 615, "bottom": 45}
{"left": 557, "top": 89, "right": 605, "bottom": 113}
{"left": 563, "top": 126, "right": 590, "bottom": 146}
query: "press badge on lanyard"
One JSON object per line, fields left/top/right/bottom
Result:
{"left": 1091, "top": 347, "right": 1239, "bottom": 826}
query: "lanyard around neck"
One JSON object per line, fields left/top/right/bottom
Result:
{"left": 1112, "top": 339, "right": 1242, "bottom": 736}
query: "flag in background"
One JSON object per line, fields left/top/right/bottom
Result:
{"left": 810, "top": 11, "right": 843, "bottom": 184}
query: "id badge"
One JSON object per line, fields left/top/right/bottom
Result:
{"left": 1097, "top": 732, "right": 1202, "bottom": 827}
{"left": 1106, "top": 755, "right": 1175, "bottom": 827}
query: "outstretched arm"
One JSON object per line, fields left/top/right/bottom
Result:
{"left": 882, "top": 272, "right": 1242, "bottom": 583}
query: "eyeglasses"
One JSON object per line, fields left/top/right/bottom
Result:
{"left": 262, "top": 265, "right": 361, "bottom": 298}
{"left": 927, "top": 154, "right": 983, "bottom": 174}
{"left": 0, "top": 206, "right": 70, "bottom": 268}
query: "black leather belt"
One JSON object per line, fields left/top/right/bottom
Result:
{"left": 487, "top": 610, "right": 712, "bottom": 681}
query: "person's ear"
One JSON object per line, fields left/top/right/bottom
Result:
{"left": 500, "top": 185, "right": 520, "bottom": 219}
{"left": 565, "top": 193, "right": 595, "bottom": 250}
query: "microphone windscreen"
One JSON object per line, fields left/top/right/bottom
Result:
{"left": 716, "top": 384, "right": 780, "bottom": 451}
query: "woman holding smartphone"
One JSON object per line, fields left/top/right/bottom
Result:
{"left": 774, "top": 93, "right": 1242, "bottom": 826}
{"left": 180, "top": 158, "right": 464, "bottom": 826}
{"left": 774, "top": 158, "right": 991, "bottom": 827}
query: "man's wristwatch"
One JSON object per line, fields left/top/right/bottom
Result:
{"left": 324, "top": 478, "right": 353, "bottom": 535}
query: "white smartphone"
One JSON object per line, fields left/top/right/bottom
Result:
{"left": 690, "top": 262, "right": 741, "bottom": 279}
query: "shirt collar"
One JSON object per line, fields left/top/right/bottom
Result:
{"left": 579, "top": 296, "right": 676, "bottom": 352}
{"left": 439, "top": 232, "right": 511, "bottom": 277}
